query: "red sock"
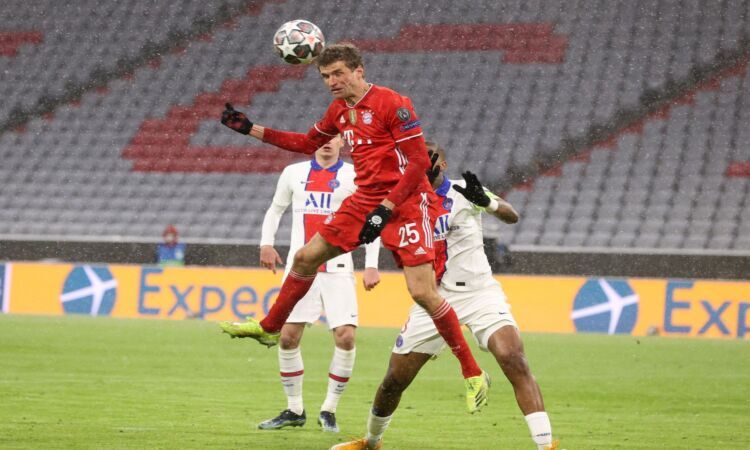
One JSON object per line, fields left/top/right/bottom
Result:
{"left": 430, "top": 300, "right": 482, "bottom": 378}
{"left": 260, "top": 271, "right": 317, "bottom": 332}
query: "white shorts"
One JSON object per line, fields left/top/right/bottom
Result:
{"left": 286, "top": 271, "right": 358, "bottom": 329}
{"left": 392, "top": 282, "right": 517, "bottom": 355}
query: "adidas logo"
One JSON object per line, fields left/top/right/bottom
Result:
{"left": 414, "top": 247, "right": 426, "bottom": 255}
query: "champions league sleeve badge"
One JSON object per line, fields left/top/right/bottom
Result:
{"left": 396, "top": 107, "right": 411, "bottom": 122}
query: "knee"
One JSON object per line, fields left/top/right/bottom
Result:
{"left": 279, "top": 333, "right": 301, "bottom": 350}
{"left": 407, "top": 285, "right": 439, "bottom": 310}
{"left": 292, "top": 247, "right": 319, "bottom": 272}
{"left": 497, "top": 347, "right": 530, "bottom": 376}
{"left": 334, "top": 326, "right": 356, "bottom": 350}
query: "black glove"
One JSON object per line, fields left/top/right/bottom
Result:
{"left": 426, "top": 149, "right": 441, "bottom": 184}
{"left": 359, "top": 204, "right": 393, "bottom": 244}
{"left": 452, "top": 171, "right": 490, "bottom": 207}
{"left": 220, "top": 103, "right": 253, "bottom": 135}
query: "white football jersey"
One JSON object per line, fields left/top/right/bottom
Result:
{"left": 261, "top": 158, "right": 378, "bottom": 272}
{"left": 433, "top": 177, "right": 498, "bottom": 291}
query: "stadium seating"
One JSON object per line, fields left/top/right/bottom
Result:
{"left": 498, "top": 59, "right": 750, "bottom": 250}
{"left": 0, "top": 0, "right": 250, "bottom": 125}
{"left": 0, "top": 0, "right": 749, "bottom": 250}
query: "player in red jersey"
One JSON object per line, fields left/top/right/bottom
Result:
{"left": 219, "top": 43, "right": 489, "bottom": 411}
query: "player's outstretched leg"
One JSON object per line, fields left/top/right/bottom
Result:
{"left": 402, "top": 264, "right": 488, "bottom": 412}
{"left": 319, "top": 325, "right": 356, "bottom": 433}
{"left": 330, "top": 352, "right": 430, "bottom": 450}
{"left": 219, "top": 235, "right": 343, "bottom": 347}
{"left": 487, "top": 326, "right": 557, "bottom": 450}
{"left": 259, "top": 235, "right": 343, "bottom": 333}
{"left": 258, "top": 324, "right": 307, "bottom": 430}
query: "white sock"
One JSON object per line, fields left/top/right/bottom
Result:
{"left": 278, "top": 347, "right": 304, "bottom": 415}
{"left": 365, "top": 410, "right": 392, "bottom": 447}
{"left": 321, "top": 346, "right": 356, "bottom": 413}
{"left": 525, "top": 411, "right": 553, "bottom": 449}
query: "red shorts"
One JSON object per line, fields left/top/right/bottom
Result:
{"left": 319, "top": 192, "right": 435, "bottom": 267}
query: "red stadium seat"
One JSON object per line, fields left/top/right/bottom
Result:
{"left": 0, "top": 31, "right": 43, "bottom": 57}
{"left": 726, "top": 162, "right": 750, "bottom": 177}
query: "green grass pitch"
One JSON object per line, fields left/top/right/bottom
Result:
{"left": 0, "top": 315, "right": 748, "bottom": 449}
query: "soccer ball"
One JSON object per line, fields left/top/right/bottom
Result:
{"left": 273, "top": 19, "right": 325, "bottom": 64}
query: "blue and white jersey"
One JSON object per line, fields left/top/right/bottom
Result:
{"left": 433, "top": 178, "right": 497, "bottom": 291}
{"left": 261, "top": 159, "right": 379, "bottom": 273}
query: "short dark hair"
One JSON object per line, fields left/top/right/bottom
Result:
{"left": 316, "top": 42, "right": 364, "bottom": 70}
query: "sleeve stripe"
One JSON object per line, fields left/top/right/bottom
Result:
{"left": 394, "top": 132, "right": 423, "bottom": 143}
{"left": 314, "top": 123, "right": 337, "bottom": 137}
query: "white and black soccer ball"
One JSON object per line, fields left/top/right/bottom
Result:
{"left": 273, "top": 19, "right": 325, "bottom": 65}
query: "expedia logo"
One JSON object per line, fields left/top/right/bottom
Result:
{"left": 60, "top": 265, "right": 117, "bottom": 316}
{"left": 571, "top": 278, "right": 638, "bottom": 334}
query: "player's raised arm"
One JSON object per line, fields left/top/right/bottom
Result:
{"left": 453, "top": 171, "right": 519, "bottom": 224}
{"left": 381, "top": 100, "right": 432, "bottom": 209}
{"left": 383, "top": 136, "right": 432, "bottom": 207}
{"left": 220, "top": 103, "right": 331, "bottom": 155}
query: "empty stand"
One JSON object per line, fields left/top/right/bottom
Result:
{"left": 0, "top": 0, "right": 748, "bottom": 250}
{"left": 499, "top": 58, "right": 750, "bottom": 250}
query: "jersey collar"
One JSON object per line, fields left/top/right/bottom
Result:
{"left": 435, "top": 176, "right": 452, "bottom": 197}
{"left": 346, "top": 83, "right": 374, "bottom": 108}
{"left": 311, "top": 158, "right": 344, "bottom": 172}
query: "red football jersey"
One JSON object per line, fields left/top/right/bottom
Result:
{"left": 314, "top": 84, "right": 432, "bottom": 205}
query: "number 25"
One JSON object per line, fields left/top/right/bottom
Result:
{"left": 398, "top": 223, "right": 420, "bottom": 247}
